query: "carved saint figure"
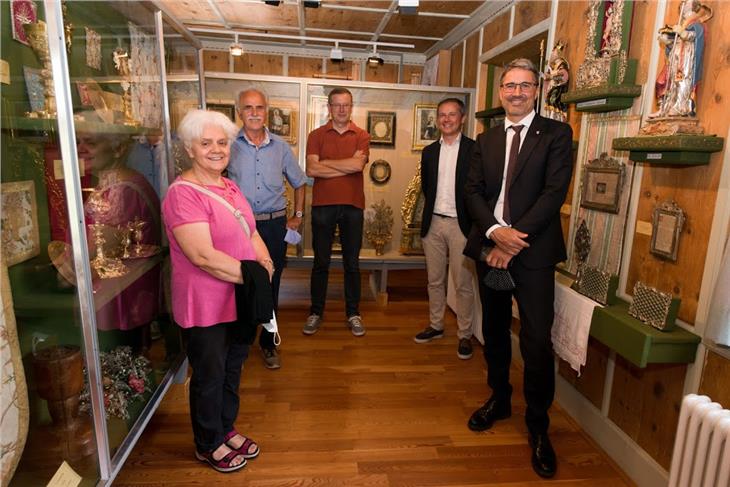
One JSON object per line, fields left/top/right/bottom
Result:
{"left": 543, "top": 41, "right": 570, "bottom": 122}
{"left": 650, "top": 0, "right": 713, "bottom": 118}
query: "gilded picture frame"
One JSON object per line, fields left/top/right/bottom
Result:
{"left": 580, "top": 153, "right": 624, "bottom": 214}
{"left": 367, "top": 111, "right": 396, "bottom": 146}
{"left": 206, "top": 103, "right": 235, "bottom": 122}
{"left": 412, "top": 104, "right": 439, "bottom": 150}
{"left": 268, "top": 104, "right": 297, "bottom": 145}
{"left": 650, "top": 200, "right": 685, "bottom": 261}
{"left": 1, "top": 181, "right": 40, "bottom": 266}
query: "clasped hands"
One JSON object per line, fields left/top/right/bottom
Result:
{"left": 485, "top": 227, "right": 529, "bottom": 269}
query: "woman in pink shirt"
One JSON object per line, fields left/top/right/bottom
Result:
{"left": 162, "top": 109, "right": 273, "bottom": 473}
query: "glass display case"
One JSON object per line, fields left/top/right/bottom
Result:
{"left": 1, "top": 2, "right": 199, "bottom": 485}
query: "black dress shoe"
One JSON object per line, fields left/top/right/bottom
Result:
{"left": 528, "top": 432, "right": 557, "bottom": 478}
{"left": 467, "top": 398, "right": 511, "bottom": 431}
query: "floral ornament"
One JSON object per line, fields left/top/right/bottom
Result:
{"left": 79, "top": 346, "right": 152, "bottom": 420}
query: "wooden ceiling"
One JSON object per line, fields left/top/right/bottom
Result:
{"left": 156, "top": 0, "right": 489, "bottom": 56}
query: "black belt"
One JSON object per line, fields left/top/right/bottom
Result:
{"left": 254, "top": 209, "right": 287, "bottom": 221}
{"left": 433, "top": 213, "right": 456, "bottom": 218}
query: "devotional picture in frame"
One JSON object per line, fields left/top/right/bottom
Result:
{"left": 206, "top": 103, "right": 235, "bottom": 123}
{"left": 1, "top": 180, "right": 40, "bottom": 266}
{"left": 412, "top": 104, "right": 439, "bottom": 150}
{"left": 268, "top": 104, "right": 296, "bottom": 144}
{"left": 308, "top": 95, "right": 330, "bottom": 133}
{"left": 579, "top": 153, "right": 625, "bottom": 214}
{"left": 650, "top": 200, "right": 685, "bottom": 261}
{"left": 367, "top": 111, "right": 396, "bottom": 146}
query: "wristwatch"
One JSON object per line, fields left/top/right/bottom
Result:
{"left": 294, "top": 210, "right": 303, "bottom": 218}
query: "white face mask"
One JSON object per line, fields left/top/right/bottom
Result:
{"left": 262, "top": 312, "right": 281, "bottom": 346}
{"left": 284, "top": 228, "right": 302, "bottom": 245}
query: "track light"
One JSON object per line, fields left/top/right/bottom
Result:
{"left": 263, "top": 0, "right": 281, "bottom": 5}
{"left": 398, "top": 0, "right": 418, "bottom": 15}
{"left": 303, "top": 0, "right": 320, "bottom": 7}
{"left": 367, "top": 44, "right": 383, "bottom": 67}
{"left": 229, "top": 34, "right": 244, "bottom": 56}
{"left": 330, "top": 41, "right": 343, "bottom": 63}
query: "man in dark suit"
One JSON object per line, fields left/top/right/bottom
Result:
{"left": 413, "top": 98, "right": 477, "bottom": 360}
{"left": 463, "top": 58, "right": 573, "bottom": 479}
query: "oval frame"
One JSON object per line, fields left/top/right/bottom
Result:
{"left": 369, "top": 159, "right": 391, "bottom": 185}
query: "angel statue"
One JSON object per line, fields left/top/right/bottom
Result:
{"left": 649, "top": 0, "right": 713, "bottom": 119}
{"left": 543, "top": 41, "right": 570, "bottom": 122}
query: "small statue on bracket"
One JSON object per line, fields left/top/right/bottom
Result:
{"left": 543, "top": 41, "right": 570, "bottom": 122}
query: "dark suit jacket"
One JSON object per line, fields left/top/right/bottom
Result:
{"left": 463, "top": 115, "right": 573, "bottom": 269}
{"left": 420, "top": 134, "right": 476, "bottom": 238}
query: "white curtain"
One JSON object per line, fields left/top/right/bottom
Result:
{"left": 706, "top": 234, "right": 730, "bottom": 347}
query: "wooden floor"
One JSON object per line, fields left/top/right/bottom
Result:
{"left": 115, "top": 268, "right": 634, "bottom": 486}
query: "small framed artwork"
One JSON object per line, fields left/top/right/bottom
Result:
{"left": 412, "top": 104, "right": 439, "bottom": 150}
{"left": 1, "top": 181, "right": 40, "bottom": 266}
{"left": 308, "top": 95, "right": 330, "bottom": 133}
{"left": 11, "top": 0, "right": 37, "bottom": 46}
{"left": 579, "top": 153, "right": 625, "bottom": 214}
{"left": 369, "top": 159, "right": 391, "bottom": 185}
{"left": 367, "top": 111, "right": 395, "bottom": 146}
{"left": 22, "top": 66, "right": 44, "bottom": 113}
{"left": 268, "top": 104, "right": 297, "bottom": 144}
{"left": 206, "top": 103, "right": 235, "bottom": 122}
{"left": 650, "top": 200, "right": 685, "bottom": 261}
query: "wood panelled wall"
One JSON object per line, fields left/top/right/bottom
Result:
{"left": 440, "top": 0, "right": 730, "bottom": 474}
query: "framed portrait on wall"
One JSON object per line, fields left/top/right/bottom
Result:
{"left": 579, "top": 153, "right": 624, "bottom": 214}
{"left": 412, "top": 104, "right": 439, "bottom": 150}
{"left": 650, "top": 200, "right": 685, "bottom": 261}
{"left": 308, "top": 95, "right": 330, "bottom": 133}
{"left": 1, "top": 181, "right": 40, "bottom": 266}
{"left": 367, "top": 111, "right": 395, "bottom": 146}
{"left": 206, "top": 103, "right": 235, "bottom": 122}
{"left": 268, "top": 104, "right": 296, "bottom": 144}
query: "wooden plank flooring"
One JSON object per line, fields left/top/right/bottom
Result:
{"left": 115, "top": 268, "right": 634, "bottom": 486}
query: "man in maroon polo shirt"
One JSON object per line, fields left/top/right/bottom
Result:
{"left": 302, "top": 87, "right": 370, "bottom": 337}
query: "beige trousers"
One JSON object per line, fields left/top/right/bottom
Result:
{"left": 422, "top": 215, "right": 475, "bottom": 339}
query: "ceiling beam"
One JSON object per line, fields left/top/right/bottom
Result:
{"left": 205, "top": 0, "right": 230, "bottom": 29}
{"left": 371, "top": 0, "right": 398, "bottom": 43}
{"left": 149, "top": 1, "right": 202, "bottom": 49}
{"left": 297, "top": 0, "right": 306, "bottom": 45}
{"left": 321, "top": 3, "right": 469, "bottom": 19}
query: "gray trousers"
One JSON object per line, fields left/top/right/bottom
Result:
{"left": 421, "top": 215, "right": 475, "bottom": 339}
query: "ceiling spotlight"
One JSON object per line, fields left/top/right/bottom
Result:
{"left": 398, "top": 0, "right": 418, "bottom": 15}
{"left": 263, "top": 0, "right": 281, "bottom": 5}
{"left": 303, "top": 0, "right": 320, "bottom": 7}
{"left": 229, "top": 34, "right": 244, "bottom": 56}
{"left": 330, "top": 42, "right": 344, "bottom": 63}
{"left": 367, "top": 45, "right": 384, "bottom": 67}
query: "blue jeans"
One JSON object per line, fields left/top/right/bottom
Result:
{"left": 255, "top": 216, "right": 287, "bottom": 350}
{"left": 310, "top": 204, "right": 363, "bottom": 317}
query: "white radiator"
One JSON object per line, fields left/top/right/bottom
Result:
{"left": 669, "top": 394, "right": 730, "bottom": 487}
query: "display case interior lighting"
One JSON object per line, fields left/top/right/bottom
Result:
{"left": 330, "top": 41, "right": 344, "bottom": 63}
{"left": 229, "top": 34, "right": 244, "bottom": 57}
{"left": 398, "top": 0, "right": 418, "bottom": 15}
{"left": 367, "top": 45, "right": 384, "bottom": 67}
{"left": 303, "top": 0, "right": 320, "bottom": 7}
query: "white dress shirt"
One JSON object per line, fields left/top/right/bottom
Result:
{"left": 433, "top": 134, "right": 461, "bottom": 217}
{"left": 486, "top": 110, "right": 536, "bottom": 238}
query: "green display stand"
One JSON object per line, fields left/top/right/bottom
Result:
{"left": 612, "top": 135, "right": 724, "bottom": 165}
{"left": 562, "top": 81, "right": 642, "bottom": 113}
{"left": 589, "top": 299, "right": 700, "bottom": 368}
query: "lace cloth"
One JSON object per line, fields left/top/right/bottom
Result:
{"left": 551, "top": 282, "right": 601, "bottom": 375}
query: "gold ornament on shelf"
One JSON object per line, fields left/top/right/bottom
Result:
{"left": 364, "top": 199, "right": 393, "bottom": 256}
{"left": 23, "top": 21, "right": 56, "bottom": 118}
{"left": 89, "top": 222, "right": 128, "bottom": 279}
{"left": 112, "top": 47, "right": 139, "bottom": 126}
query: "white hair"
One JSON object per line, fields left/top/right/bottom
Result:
{"left": 177, "top": 109, "right": 239, "bottom": 149}
{"left": 235, "top": 88, "right": 268, "bottom": 111}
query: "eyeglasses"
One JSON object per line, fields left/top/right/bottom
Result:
{"left": 500, "top": 82, "right": 538, "bottom": 92}
{"left": 329, "top": 103, "right": 352, "bottom": 110}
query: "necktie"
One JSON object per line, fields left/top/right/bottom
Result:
{"left": 503, "top": 124, "right": 523, "bottom": 224}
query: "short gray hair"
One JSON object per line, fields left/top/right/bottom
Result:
{"left": 500, "top": 58, "right": 540, "bottom": 84}
{"left": 177, "top": 109, "right": 239, "bottom": 149}
{"left": 235, "top": 88, "right": 268, "bottom": 111}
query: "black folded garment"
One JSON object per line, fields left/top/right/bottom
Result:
{"left": 483, "top": 268, "right": 516, "bottom": 291}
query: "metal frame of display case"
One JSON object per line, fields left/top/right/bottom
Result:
{"left": 39, "top": 2, "right": 202, "bottom": 484}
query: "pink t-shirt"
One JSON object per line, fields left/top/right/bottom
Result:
{"left": 162, "top": 177, "right": 256, "bottom": 328}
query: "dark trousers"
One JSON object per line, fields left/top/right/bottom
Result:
{"left": 184, "top": 321, "right": 250, "bottom": 453}
{"left": 476, "top": 259, "right": 556, "bottom": 435}
{"left": 310, "top": 204, "right": 363, "bottom": 317}
{"left": 255, "top": 215, "right": 287, "bottom": 350}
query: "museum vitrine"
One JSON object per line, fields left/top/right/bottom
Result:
{"left": 1, "top": 2, "right": 198, "bottom": 485}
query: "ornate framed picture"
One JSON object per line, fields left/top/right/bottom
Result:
{"left": 206, "top": 103, "right": 235, "bottom": 122}
{"left": 1, "top": 181, "right": 40, "bottom": 266}
{"left": 268, "top": 104, "right": 296, "bottom": 144}
{"left": 369, "top": 159, "right": 391, "bottom": 185}
{"left": 11, "top": 0, "right": 37, "bottom": 45}
{"left": 412, "top": 104, "right": 439, "bottom": 150}
{"left": 650, "top": 200, "right": 685, "bottom": 261}
{"left": 367, "top": 111, "right": 395, "bottom": 146}
{"left": 308, "top": 95, "right": 330, "bottom": 133}
{"left": 580, "top": 153, "right": 625, "bottom": 214}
